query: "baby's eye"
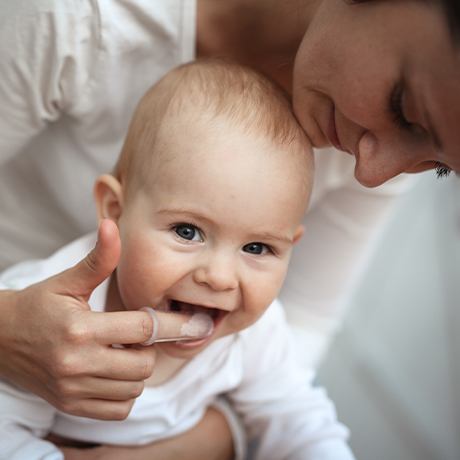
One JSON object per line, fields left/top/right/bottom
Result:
{"left": 174, "top": 223, "right": 203, "bottom": 242}
{"left": 242, "top": 242, "right": 271, "bottom": 255}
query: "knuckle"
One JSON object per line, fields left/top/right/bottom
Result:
{"left": 56, "top": 399, "right": 78, "bottom": 416}
{"left": 112, "top": 401, "right": 134, "bottom": 420}
{"left": 51, "top": 351, "right": 81, "bottom": 378}
{"left": 83, "top": 249, "right": 99, "bottom": 274}
{"left": 130, "top": 382, "right": 144, "bottom": 399}
{"left": 141, "top": 355, "right": 155, "bottom": 380}
{"left": 141, "top": 314, "right": 153, "bottom": 341}
{"left": 53, "top": 379, "right": 76, "bottom": 399}
{"left": 63, "top": 320, "right": 91, "bottom": 345}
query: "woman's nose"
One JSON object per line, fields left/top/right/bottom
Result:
{"left": 193, "top": 252, "right": 238, "bottom": 291}
{"left": 354, "top": 131, "right": 431, "bottom": 187}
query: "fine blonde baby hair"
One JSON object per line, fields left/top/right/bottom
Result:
{"left": 114, "top": 59, "right": 311, "bottom": 194}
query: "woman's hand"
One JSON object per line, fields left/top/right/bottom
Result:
{"left": 0, "top": 220, "right": 157, "bottom": 420}
{"left": 53, "top": 406, "right": 235, "bottom": 460}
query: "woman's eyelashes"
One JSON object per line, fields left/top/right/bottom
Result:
{"left": 173, "top": 223, "right": 204, "bottom": 242}
{"left": 390, "top": 82, "right": 451, "bottom": 180}
{"left": 435, "top": 162, "right": 452, "bottom": 179}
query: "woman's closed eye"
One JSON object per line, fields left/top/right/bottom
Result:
{"left": 389, "top": 82, "right": 426, "bottom": 137}
{"left": 390, "top": 82, "right": 412, "bottom": 131}
{"left": 390, "top": 83, "right": 452, "bottom": 179}
{"left": 173, "top": 223, "right": 204, "bottom": 242}
{"left": 242, "top": 242, "right": 273, "bottom": 256}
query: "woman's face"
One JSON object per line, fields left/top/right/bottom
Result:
{"left": 293, "top": 0, "right": 460, "bottom": 186}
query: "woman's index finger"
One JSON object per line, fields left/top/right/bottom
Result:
{"left": 88, "top": 310, "right": 154, "bottom": 345}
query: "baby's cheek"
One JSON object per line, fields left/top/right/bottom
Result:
{"left": 117, "top": 246, "right": 159, "bottom": 305}
{"left": 116, "top": 264, "right": 149, "bottom": 308}
{"left": 242, "top": 288, "right": 278, "bottom": 324}
{"left": 254, "top": 275, "right": 284, "bottom": 307}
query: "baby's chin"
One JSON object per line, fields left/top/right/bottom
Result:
{"left": 153, "top": 337, "right": 214, "bottom": 360}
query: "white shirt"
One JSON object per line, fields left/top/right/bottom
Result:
{"left": 0, "top": 0, "right": 412, "bottom": 368}
{"left": 0, "top": 233, "right": 355, "bottom": 460}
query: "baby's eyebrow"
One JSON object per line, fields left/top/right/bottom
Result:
{"left": 156, "top": 208, "right": 215, "bottom": 225}
{"left": 249, "top": 231, "right": 294, "bottom": 245}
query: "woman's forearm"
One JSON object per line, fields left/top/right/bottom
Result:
{"left": 56, "top": 406, "right": 235, "bottom": 460}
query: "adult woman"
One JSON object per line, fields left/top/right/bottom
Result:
{"left": 0, "top": 0, "right": 458, "bottom": 457}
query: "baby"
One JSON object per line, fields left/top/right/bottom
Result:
{"left": 0, "top": 60, "right": 354, "bottom": 459}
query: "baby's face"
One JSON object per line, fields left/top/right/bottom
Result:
{"left": 114, "top": 117, "right": 311, "bottom": 359}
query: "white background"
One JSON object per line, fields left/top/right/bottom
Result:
{"left": 318, "top": 173, "right": 460, "bottom": 460}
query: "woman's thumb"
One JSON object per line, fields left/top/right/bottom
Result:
{"left": 54, "top": 219, "right": 121, "bottom": 300}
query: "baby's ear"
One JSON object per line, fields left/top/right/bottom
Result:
{"left": 293, "top": 225, "right": 304, "bottom": 244}
{"left": 94, "top": 174, "right": 123, "bottom": 223}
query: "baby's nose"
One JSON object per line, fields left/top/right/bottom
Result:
{"left": 193, "top": 252, "right": 238, "bottom": 291}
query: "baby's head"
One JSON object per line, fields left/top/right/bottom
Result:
{"left": 95, "top": 59, "right": 313, "bottom": 358}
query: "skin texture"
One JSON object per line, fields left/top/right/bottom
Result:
{"left": 198, "top": 0, "right": 460, "bottom": 185}
{"left": 0, "top": 62, "right": 311, "bottom": 456}
{"left": 0, "top": 221, "right": 156, "bottom": 420}
{"left": 1, "top": 0, "right": 459, "bottom": 449}
{"left": 292, "top": 0, "right": 460, "bottom": 186}
{"left": 95, "top": 114, "right": 310, "bottom": 374}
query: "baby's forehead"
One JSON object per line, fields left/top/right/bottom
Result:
{"left": 151, "top": 113, "right": 313, "bottom": 191}
{"left": 140, "top": 140, "right": 310, "bottom": 228}
{"left": 156, "top": 109, "right": 311, "bottom": 163}
{"left": 118, "top": 60, "right": 314, "bottom": 207}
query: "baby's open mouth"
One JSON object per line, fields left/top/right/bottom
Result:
{"left": 151, "top": 299, "right": 226, "bottom": 344}
{"left": 167, "top": 299, "right": 222, "bottom": 321}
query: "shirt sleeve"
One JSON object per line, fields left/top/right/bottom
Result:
{"left": 0, "top": 381, "right": 63, "bottom": 460}
{"left": 280, "top": 149, "right": 416, "bottom": 369}
{"left": 0, "top": 0, "right": 100, "bottom": 165}
{"left": 228, "top": 301, "right": 356, "bottom": 460}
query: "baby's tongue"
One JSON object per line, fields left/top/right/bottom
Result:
{"left": 140, "top": 307, "right": 214, "bottom": 345}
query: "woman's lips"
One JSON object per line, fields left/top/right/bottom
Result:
{"left": 327, "top": 106, "right": 344, "bottom": 151}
